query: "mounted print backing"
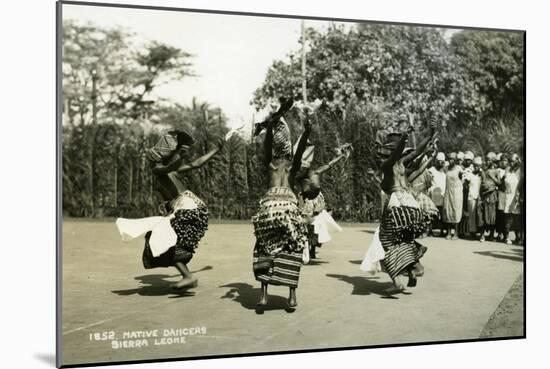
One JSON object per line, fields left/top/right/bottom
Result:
{"left": 57, "top": 1, "right": 525, "bottom": 367}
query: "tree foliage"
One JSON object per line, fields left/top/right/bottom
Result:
{"left": 253, "top": 24, "right": 485, "bottom": 131}
{"left": 62, "top": 20, "right": 524, "bottom": 222}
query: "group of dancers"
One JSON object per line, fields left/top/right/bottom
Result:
{"left": 116, "top": 98, "right": 446, "bottom": 307}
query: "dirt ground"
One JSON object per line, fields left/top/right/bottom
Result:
{"left": 60, "top": 220, "right": 524, "bottom": 366}
{"left": 480, "top": 273, "right": 524, "bottom": 338}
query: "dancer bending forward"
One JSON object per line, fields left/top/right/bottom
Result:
{"left": 252, "top": 99, "right": 309, "bottom": 308}
{"left": 376, "top": 121, "right": 436, "bottom": 290}
{"left": 117, "top": 131, "right": 222, "bottom": 290}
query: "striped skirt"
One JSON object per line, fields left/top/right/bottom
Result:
{"left": 253, "top": 250, "right": 302, "bottom": 288}
{"left": 379, "top": 202, "right": 430, "bottom": 280}
{"left": 380, "top": 241, "right": 427, "bottom": 280}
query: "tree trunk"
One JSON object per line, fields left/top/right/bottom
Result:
{"left": 128, "top": 161, "right": 134, "bottom": 204}
{"left": 113, "top": 161, "right": 118, "bottom": 209}
{"left": 88, "top": 126, "right": 98, "bottom": 217}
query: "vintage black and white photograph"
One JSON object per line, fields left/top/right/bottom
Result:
{"left": 58, "top": 1, "right": 525, "bottom": 367}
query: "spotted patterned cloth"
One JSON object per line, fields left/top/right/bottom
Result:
{"left": 252, "top": 187, "right": 308, "bottom": 255}
{"left": 142, "top": 192, "right": 208, "bottom": 269}
{"left": 301, "top": 192, "right": 326, "bottom": 219}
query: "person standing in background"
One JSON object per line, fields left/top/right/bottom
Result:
{"left": 463, "top": 156, "right": 482, "bottom": 239}
{"left": 458, "top": 151, "right": 475, "bottom": 238}
{"left": 516, "top": 163, "right": 525, "bottom": 245}
{"left": 495, "top": 153, "right": 509, "bottom": 241}
{"left": 442, "top": 152, "right": 463, "bottom": 240}
{"left": 456, "top": 151, "right": 465, "bottom": 169}
{"left": 428, "top": 152, "right": 447, "bottom": 236}
{"left": 503, "top": 154, "right": 522, "bottom": 245}
{"left": 479, "top": 153, "right": 501, "bottom": 242}
{"left": 463, "top": 151, "right": 474, "bottom": 172}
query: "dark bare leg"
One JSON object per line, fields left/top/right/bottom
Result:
{"left": 167, "top": 172, "right": 186, "bottom": 193}
{"left": 172, "top": 262, "right": 197, "bottom": 289}
{"left": 156, "top": 174, "right": 180, "bottom": 202}
{"left": 413, "top": 261, "right": 424, "bottom": 277}
{"left": 257, "top": 282, "right": 268, "bottom": 306}
{"left": 288, "top": 287, "right": 297, "bottom": 308}
{"left": 407, "top": 264, "right": 417, "bottom": 287}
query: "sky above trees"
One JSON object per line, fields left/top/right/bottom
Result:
{"left": 64, "top": 4, "right": 459, "bottom": 129}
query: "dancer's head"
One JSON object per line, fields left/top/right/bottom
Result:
{"left": 302, "top": 172, "right": 321, "bottom": 200}
{"left": 170, "top": 130, "right": 195, "bottom": 152}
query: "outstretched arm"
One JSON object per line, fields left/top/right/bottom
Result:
{"left": 402, "top": 119, "right": 437, "bottom": 166}
{"left": 176, "top": 140, "right": 223, "bottom": 173}
{"left": 315, "top": 153, "right": 347, "bottom": 175}
{"left": 263, "top": 119, "right": 273, "bottom": 167}
{"left": 406, "top": 152, "right": 427, "bottom": 176}
{"left": 402, "top": 130, "right": 434, "bottom": 166}
{"left": 380, "top": 133, "right": 408, "bottom": 172}
{"left": 408, "top": 155, "right": 434, "bottom": 183}
{"left": 291, "top": 118, "right": 312, "bottom": 174}
{"left": 151, "top": 150, "right": 184, "bottom": 175}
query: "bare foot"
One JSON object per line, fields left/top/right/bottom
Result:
{"left": 172, "top": 277, "right": 198, "bottom": 290}
{"left": 385, "top": 276, "right": 406, "bottom": 293}
{"left": 257, "top": 296, "right": 268, "bottom": 306}
{"left": 287, "top": 288, "right": 298, "bottom": 308}
{"left": 288, "top": 296, "right": 297, "bottom": 308}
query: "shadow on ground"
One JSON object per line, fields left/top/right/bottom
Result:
{"left": 219, "top": 283, "right": 296, "bottom": 314}
{"left": 474, "top": 249, "right": 524, "bottom": 262}
{"left": 111, "top": 266, "right": 213, "bottom": 298}
{"left": 325, "top": 273, "right": 409, "bottom": 299}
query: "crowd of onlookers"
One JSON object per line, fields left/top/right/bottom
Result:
{"left": 416, "top": 151, "right": 524, "bottom": 245}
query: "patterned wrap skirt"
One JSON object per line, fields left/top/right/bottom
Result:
{"left": 252, "top": 250, "right": 303, "bottom": 288}
{"left": 379, "top": 191, "right": 431, "bottom": 280}
{"left": 143, "top": 192, "right": 209, "bottom": 269}
{"left": 413, "top": 191, "right": 439, "bottom": 218}
{"left": 479, "top": 190, "right": 498, "bottom": 226}
{"left": 252, "top": 187, "right": 308, "bottom": 287}
{"left": 459, "top": 199, "right": 480, "bottom": 234}
{"left": 272, "top": 118, "right": 293, "bottom": 161}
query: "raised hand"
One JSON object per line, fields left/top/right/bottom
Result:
{"left": 216, "top": 137, "right": 225, "bottom": 150}
{"left": 429, "top": 117, "right": 438, "bottom": 131}
{"left": 304, "top": 120, "right": 312, "bottom": 132}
